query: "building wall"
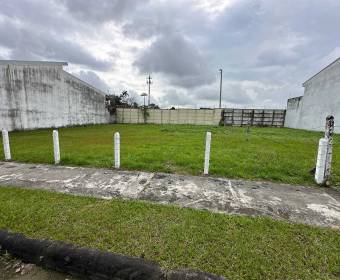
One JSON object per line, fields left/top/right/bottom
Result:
{"left": 116, "top": 108, "right": 223, "bottom": 125}
{"left": 284, "top": 96, "right": 303, "bottom": 129}
{"left": 0, "top": 62, "right": 113, "bottom": 131}
{"left": 285, "top": 59, "right": 340, "bottom": 133}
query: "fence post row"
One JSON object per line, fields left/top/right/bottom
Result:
{"left": 2, "top": 129, "right": 11, "bottom": 161}
{"left": 204, "top": 132, "right": 211, "bottom": 175}
{"left": 53, "top": 130, "right": 60, "bottom": 164}
{"left": 114, "top": 132, "right": 120, "bottom": 169}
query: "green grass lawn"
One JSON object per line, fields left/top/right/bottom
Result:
{"left": 0, "top": 124, "right": 339, "bottom": 186}
{"left": 0, "top": 186, "right": 339, "bottom": 280}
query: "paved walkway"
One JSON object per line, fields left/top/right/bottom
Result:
{"left": 0, "top": 161, "right": 340, "bottom": 228}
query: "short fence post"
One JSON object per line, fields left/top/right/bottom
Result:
{"left": 315, "top": 115, "right": 334, "bottom": 186}
{"left": 204, "top": 132, "right": 211, "bottom": 175}
{"left": 53, "top": 130, "right": 60, "bottom": 164}
{"left": 2, "top": 129, "right": 11, "bottom": 161}
{"left": 324, "top": 116, "right": 334, "bottom": 184}
{"left": 114, "top": 132, "right": 120, "bottom": 169}
{"left": 315, "top": 138, "right": 329, "bottom": 185}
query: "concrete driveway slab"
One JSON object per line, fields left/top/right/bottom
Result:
{"left": 0, "top": 161, "right": 339, "bottom": 228}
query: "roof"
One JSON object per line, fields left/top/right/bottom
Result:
{"left": 0, "top": 60, "right": 68, "bottom": 66}
{"left": 303, "top": 57, "right": 340, "bottom": 87}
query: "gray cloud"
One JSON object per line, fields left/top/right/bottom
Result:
{"left": 1, "top": 0, "right": 340, "bottom": 108}
{"left": 193, "top": 83, "right": 254, "bottom": 105}
{"left": 134, "top": 33, "right": 216, "bottom": 88}
{"left": 122, "top": 18, "right": 168, "bottom": 40}
{"left": 255, "top": 49, "right": 299, "bottom": 67}
{"left": 160, "top": 79, "right": 295, "bottom": 109}
{"left": 74, "top": 71, "right": 109, "bottom": 92}
{"left": 121, "top": 1, "right": 207, "bottom": 40}
{"left": 0, "top": 17, "right": 112, "bottom": 71}
{"left": 160, "top": 89, "right": 195, "bottom": 107}
{"left": 61, "top": 0, "right": 146, "bottom": 23}
{"left": 1, "top": 0, "right": 77, "bottom": 33}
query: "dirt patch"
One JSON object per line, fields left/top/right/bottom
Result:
{"left": 0, "top": 254, "right": 79, "bottom": 280}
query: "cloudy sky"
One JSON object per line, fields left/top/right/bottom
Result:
{"left": 1, "top": 0, "right": 340, "bottom": 108}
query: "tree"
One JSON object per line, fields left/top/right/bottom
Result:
{"left": 105, "top": 90, "right": 139, "bottom": 114}
{"left": 148, "top": 103, "right": 160, "bottom": 109}
{"left": 105, "top": 91, "right": 159, "bottom": 115}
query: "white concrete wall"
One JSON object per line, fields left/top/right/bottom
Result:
{"left": 116, "top": 108, "right": 223, "bottom": 125}
{"left": 284, "top": 96, "right": 303, "bottom": 129}
{"left": 285, "top": 59, "right": 340, "bottom": 133}
{"left": 0, "top": 62, "right": 113, "bottom": 131}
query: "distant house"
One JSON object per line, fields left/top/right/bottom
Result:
{"left": 0, "top": 60, "right": 113, "bottom": 131}
{"left": 285, "top": 58, "right": 340, "bottom": 133}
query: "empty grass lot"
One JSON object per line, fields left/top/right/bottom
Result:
{"left": 0, "top": 186, "right": 339, "bottom": 280}
{"left": 0, "top": 124, "right": 339, "bottom": 186}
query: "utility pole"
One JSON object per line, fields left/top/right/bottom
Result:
{"left": 219, "top": 69, "right": 223, "bottom": 108}
{"left": 147, "top": 75, "right": 152, "bottom": 106}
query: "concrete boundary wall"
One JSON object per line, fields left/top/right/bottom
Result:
{"left": 116, "top": 108, "right": 223, "bottom": 125}
{"left": 0, "top": 61, "right": 113, "bottom": 131}
{"left": 284, "top": 97, "right": 303, "bottom": 129}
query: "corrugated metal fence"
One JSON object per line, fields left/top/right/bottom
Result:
{"left": 223, "top": 109, "right": 286, "bottom": 127}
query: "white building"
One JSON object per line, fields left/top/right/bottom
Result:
{"left": 285, "top": 58, "right": 340, "bottom": 133}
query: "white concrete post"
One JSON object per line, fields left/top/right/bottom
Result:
{"left": 315, "top": 138, "right": 328, "bottom": 185}
{"left": 204, "top": 132, "right": 211, "bottom": 175}
{"left": 2, "top": 130, "right": 11, "bottom": 161}
{"left": 53, "top": 130, "right": 60, "bottom": 164}
{"left": 325, "top": 140, "right": 333, "bottom": 181}
{"left": 315, "top": 115, "right": 334, "bottom": 185}
{"left": 324, "top": 115, "right": 334, "bottom": 183}
{"left": 114, "top": 132, "right": 120, "bottom": 169}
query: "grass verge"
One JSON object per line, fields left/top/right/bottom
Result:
{"left": 0, "top": 124, "right": 339, "bottom": 186}
{"left": 0, "top": 186, "right": 339, "bottom": 280}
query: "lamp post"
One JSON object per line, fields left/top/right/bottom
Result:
{"left": 219, "top": 69, "right": 223, "bottom": 108}
{"left": 141, "top": 93, "right": 148, "bottom": 107}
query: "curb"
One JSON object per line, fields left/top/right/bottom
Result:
{"left": 0, "top": 230, "right": 226, "bottom": 280}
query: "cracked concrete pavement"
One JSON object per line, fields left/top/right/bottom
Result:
{"left": 0, "top": 161, "right": 339, "bottom": 228}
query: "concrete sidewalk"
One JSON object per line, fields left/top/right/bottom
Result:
{"left": 0, "top": 161, "right": 339, "bottom": 228}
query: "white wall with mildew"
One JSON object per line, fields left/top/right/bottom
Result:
{"left": 285, "top": 59, "right": 340, "bottom": 133}
{"left": 0, "top": 62, "right": 113, "bottom": 131}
